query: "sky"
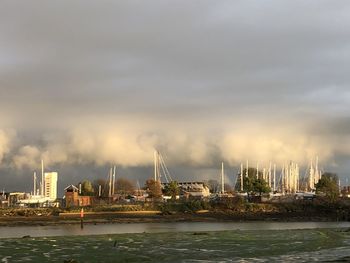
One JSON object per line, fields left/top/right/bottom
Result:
{"left": 1, "top": 0, "right": 350, "bottom": 193}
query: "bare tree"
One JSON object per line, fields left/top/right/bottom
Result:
{"left": 116, "top": 178, "right": 135, "bottom": 196}
{"left": 145, "top": 179, "right": 162, "bottom": 199}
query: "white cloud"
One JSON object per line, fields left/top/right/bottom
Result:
{"left": 12, "top": 145, "right": 41, "bottom": 169}
{"left": 0, "top": 129, "right": 13, "bottom": 164}
{"left": 8, "top": 119, "right": 342, "bottom": 173}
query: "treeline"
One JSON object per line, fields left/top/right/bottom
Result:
{"left": 77, "top": 178, "right": 136, "bottom": 197}
{"left": 74, "top": 169, "right": 343, "bottom": 204}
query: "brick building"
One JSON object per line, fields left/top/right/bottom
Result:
{"left": 64, "top": 185, "right": 92, "bottom": 207}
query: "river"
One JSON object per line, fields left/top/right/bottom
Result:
{"left": 1, "top": 222, "right": 350, "bottom": 262}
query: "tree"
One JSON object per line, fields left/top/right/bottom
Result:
{"left": 244, "top": 167, "right": 263, "bottom": 179}
{"left": 316, "top": 172, "right": 339, "bottom": 202}
{"left": 252, "top": 178, "right": 271, "bottom": 196}
{"left": 80, "top": 180, "right": 94, "bottom": 196}
{"left": 145, "top": 179, "right": 162, "bottom": 199}
{"left": 116, "top": 178, "right": 135, "bottom": 196}
{"left": 241, "top": 168, "right": 270, "bottom": 196}
{"left": 163, "top": 181, "right": 180, "bottom": 200}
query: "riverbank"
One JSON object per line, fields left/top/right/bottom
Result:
{"left": 1, "top": 199, "right": 349, "bottom": 226}
{"left": 0, "top": 209, "right": 348, "bottom": 227}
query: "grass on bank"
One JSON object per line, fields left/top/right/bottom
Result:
{"left": 1, "top": 197, "right": 350, "bottom": 220}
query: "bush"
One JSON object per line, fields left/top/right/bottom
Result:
{"left": 93, "top": 205, "right": 143, "bottom": 212}
{"left": 158, "top": 200, "right": 211, "bottom": 214}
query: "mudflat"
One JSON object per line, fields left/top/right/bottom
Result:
{"left": 0, "top": 209, "right": 345, "bottom": 227}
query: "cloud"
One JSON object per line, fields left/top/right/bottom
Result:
{"left": 0, "top": 1, "right": 350, "bottom": 188}
{"left": 12, "top": 145, "right": 41, "bottom": 169}
{"left": 8, "top": 118, "right": 344, "bottom": 173}
{"left": 219, "top": 130, "right": 334, "bottom": 168}
{"left": 0, "top": 130, "right": 13, "bottom": 164}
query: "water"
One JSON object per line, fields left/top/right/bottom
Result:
{"left": 1, "top": 222, "right": 350, "bottom": 262}
{"left": 2, "top": 222, "right": 350, "bottom": 239}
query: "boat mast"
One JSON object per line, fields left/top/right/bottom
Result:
{"left": 41, "top": 159, "right": 44, "bottom": 197}
{"left": 246, "top": 160, "right": 249, "bottom": 178}
{"left": 154, "top": 150, "right": 157, "bottom": 181}
{"left": 268, "top": 162, "right": 272, "bottom": 188}
{"left": 154, "top": 150, "right": 161, "bottom": 182}
{"left": 296, "top": 163, "right": 300, "bottom": 192}
{"left": 221, "top": 162, "right": 225, "bottom": 194}
{"left": 108, "top": 167, "right": 112, "bottom": 197}
{"left": 98, "top": 185, "right": 102, "bottom": 197}
{"left": 33, "top": 171, "right": 36, "bottom": 196}
{"left": 309, "top": 158, "right": 314, "bottom": 190}
{"left": 263, "top": 168, "right": 266, "bottom": 181}
{"left": 112, "top": 165, "right": 116, "bottom": 195}
{"left": 273, "top": 164, "right": 276, "bottom": 192}
{"left": 282, "top": 164, "right": 285, "bottom": 195}
{"left": 315, "top": 156, "right": 319, "bottom": 185}
{"left": 240, "top": 163, "right": 243, "bottom": 191}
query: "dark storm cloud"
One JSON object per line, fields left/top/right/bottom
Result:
{"left": 0, "top": 0, "right": 350, "bottom": 190}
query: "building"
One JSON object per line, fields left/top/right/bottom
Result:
{"left": 64, "top": 185, "right": 92, "bottom": 207}
{"left": 45, "top": 172, "right": 58, "bottom": 200}
{"left": 8, "top": 192, "right": 27, "bottom": 206}
{"left": 0, "top": 192, "right": 8, "bottom": 207}
{"left": 179, "top": 182, "right": 210, "bottom": 198}
{"left": 162, "top": 182, "right": 210, "bottom": 198}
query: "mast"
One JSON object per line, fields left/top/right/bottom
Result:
{"left": 309, "top": 158, "right": 314, "bottom": 190}
{"left": 41, "top": 160, "right": 44, "bottom": 197}
{"left": 154, "top": 151, "right": 157, "bottom": 181}
{"left": 289, "top": 162, "right": 292, "bottom": 193}
{"left": 246, "top": 160, "right": 249, "bottom": 177}
{"left": 154, "top": 150, "right": 161, "bottom": 182}
{"left": 240, "top": 163, "right": 243, "bottom": 191}
{"left": 33, "top": 171, "right": 36, "bottom": 196}
{"left": 315, "top": 156, "right": 319, "bottom": 184}
{"left": 221, "top": 162, "right": 225, "bottom": 194}
{"left": 98, "top": 185, "right": 102, "bottom": 197}
{"left": 296, "top": 163, "right": 300, "bottom": 192}
{"left": 282, "top": 165, "right": 285, "bottom": 195}
{"left": 112, "top": 165, "right": 116, "bottom": 195}
{"left": 268, "top": 162, "right": 272, "bottom": 188}
{"left": 108, "top": 167, "right": 112, "bottom": 197}
{"left": 273, "top": 164, "right": 276, "bottom": 192}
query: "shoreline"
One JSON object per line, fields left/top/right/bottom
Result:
{"left": 0, "top": 210, "right": 347, "bottom": 227}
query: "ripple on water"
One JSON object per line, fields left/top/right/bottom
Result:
{"left": 0, "top": 229, "right": 349, "bottom": 262}
{"left": 1, "top": 256, "right": 11, "bottom": 263}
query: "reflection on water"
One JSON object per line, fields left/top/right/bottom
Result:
{"left": 1, "top": 221, "right": 350, "bottom": 239}
{"left": 1, "top": 227, "right": 350, "bottom": 262}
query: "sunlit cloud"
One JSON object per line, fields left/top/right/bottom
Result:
{"left": 1, "top": 1, "right": 350, "bottom": 190}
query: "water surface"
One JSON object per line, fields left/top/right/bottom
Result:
{"left": 1, "top": 221, "right": 350, "bottom": 239}
{"left": 1, "top": 222, "right": 350, "bottom": 262}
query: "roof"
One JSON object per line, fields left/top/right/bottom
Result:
{"left": 64, "top": 185, "right": 79, "bottom": 191}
